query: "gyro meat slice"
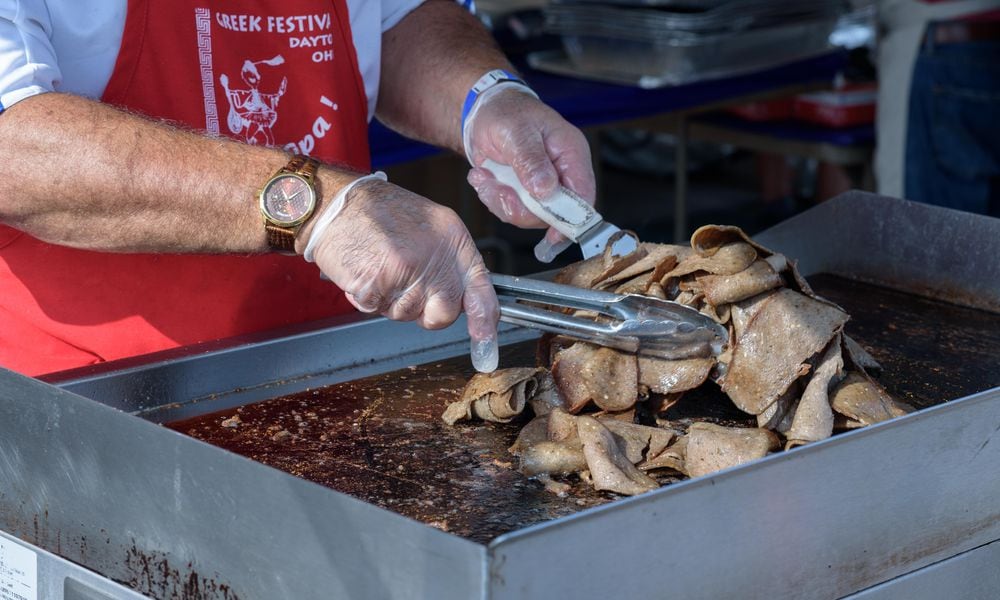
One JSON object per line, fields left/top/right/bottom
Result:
{"left": 518, "top": 441, "right": 589, "bottom": 478}
{"left": 553, "top": 255, "right": 606, "bottom": 288}
{"left": 787, "top": 260, "right": 818, "bottom": 297}
{"left": 698, "top": 302, "right": 731, "bottom": 324}
{"left": 785, "top": 335, "right": 845, "bottom": 449}
{"left": 684, "top": 422, "right": 780, "bottom": 478}
{"left": 552, "top": 343, "right": 639, "bottom": 413}
{"left": 613, "top": 271, "right": 658, "bottom": 296}
{"left": 757, "top": 381, "right": 800, "bottom": 433}
{"left": 662, "top": 241, "right": 757, "bottom": 281}
{"left": 577, "top": 415, "right": 659, "bottom": 496}
{"left": 590, "top": 243, "right": 648, "bottom": 289}
{"left": 595, "top": 243, "right": 688, "bottom": 290}
{"left": 509, "top": 415, "right": 549, "bottom": 454}
{"left": 638, "top": 356, "right": 715, "bottom": 395}
{"left": 690, "top": 224, "right": 824, "bottom": 299}
{"left": 639, "top": 436, "right": 688, "bottom": 473}
{"left": 527, "top": 371, "right": 563, "bottom": 417}
{"left": 649, "top": 248, "right": 688, "bottom": 280}
{"left": 597, "top": 417, "right": 675, "bottom": 464}
{"left": 645, "top": 281, "right": 669, "bottom": 300}
{"left": 552, "top": 230, "right": 643, "bottom": 290}
{"left": 443, "top": 367, "right": 551, "bottom": 425}
{"left": 510, "top": 413, "right": 587, "bottom": 477}
{"left": 729, "top": 290, "right": 776, "bottom": 340}
{"left": 696, "top": 259, "right": 784, "bottom": 306}
{"left": 722, "top": 289, "right": 849, "bottom": 415}
{"left": 690, "top": 224, "right": 774, "bottom": 258}
{"left": 674, "top": 289, "right": 702, "bottom": 308}
{"left": 843, "top": 335, "right": 882, "bottom": 374}
{"left": 547, "top": 407, "right": 580, "bottom": 441}
{"left": 536, "top": 334, "right": 577, "bottom": 369}
{"left": 830, "top": 372, "right": 914, "bottom": 426}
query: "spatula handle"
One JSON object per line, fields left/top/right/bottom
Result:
{"left": 481, "top": 159, "right": 601, "bottom": 243}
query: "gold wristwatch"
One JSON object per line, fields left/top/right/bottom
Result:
{"left": 258, "top": 155, "right": 320, "bottom": 253}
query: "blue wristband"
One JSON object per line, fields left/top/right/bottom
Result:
{"left": 460, "top": 69, "right": 529, "bottom": 136}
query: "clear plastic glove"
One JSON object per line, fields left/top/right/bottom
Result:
{"left": 310, "top": 178, "right": 499, "bottom": 372}
{"left": 464, "top": 88, "right": 596, "bottom": 259}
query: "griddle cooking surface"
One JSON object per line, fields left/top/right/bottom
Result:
{"left": 168, "top": 275, "right": 1000, "bottom": 543}
{"left": 814, "top": 276, "right": 1000, "bottom": 410}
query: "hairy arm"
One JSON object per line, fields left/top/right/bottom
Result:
{"left": 0, "top": 92, "right": 359, "bottom": 253}
{"left": 376, "top": 0, "right": 514, "bottom": 154}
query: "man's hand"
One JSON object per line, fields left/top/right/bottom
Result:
{"left": 306, "top": 179, "right": 500, "bottom": 372}
{"left": 465, "top": 89, "right": 596, "bottom": 249}
{"left": 377, "top": 1, "right": 596, "bottom": 249}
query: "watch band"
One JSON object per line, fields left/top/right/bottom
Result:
{"left": 262, "top": 155, "right": 320, "bottom": 253}
{"left": 282, "top": 155, "right": 318, "bottom": 181}
{"left": 264, "top": 223, "right": 299, "bottom": 253}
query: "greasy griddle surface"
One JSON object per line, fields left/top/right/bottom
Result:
{"left": 168, "top": 275, "right": 1000, "bottom": 543}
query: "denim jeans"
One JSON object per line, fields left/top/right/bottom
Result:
{"left": 905, "top": 32, "right": 1000, "bottom": 216}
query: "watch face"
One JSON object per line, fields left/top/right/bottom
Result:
{"left": 261, "top": 174, "right": 315, "bottom": 226}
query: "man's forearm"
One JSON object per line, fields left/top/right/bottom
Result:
{"left": 0, "top": 93, "right": 359, "bottom": 253}
{"left": 376, "top": 0, "right": 514, "bottom": 154}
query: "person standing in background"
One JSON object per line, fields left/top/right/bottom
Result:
{"left": 876, "top": 0, "right": 1000, "bottom": 215}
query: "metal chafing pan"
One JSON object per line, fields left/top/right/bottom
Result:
{"left": 547, "top": 0, "right": 848, "bottom": 34}
{"left": 542, "top": 0, "right": 848, "bottom": 86}
{"left": 548, "top": 20, "right": 841, "bottom": 87}
{"left": 1, "top": 191, "right": 999, "bottom": 599}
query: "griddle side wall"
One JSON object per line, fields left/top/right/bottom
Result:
{"left": 488, "top": 387, "right": 1000, "bottom": 600}
{"left": 754, "top": 192, "right": 1000, "bottom": 313}
{"left": 0, "top": 369, "right": 486, "bottom": 600}
{"left": 49, "top": 317, "right": 535, "bottom": 421}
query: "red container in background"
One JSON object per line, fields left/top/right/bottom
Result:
{"left": 727, "top": 98, "right": 795, "bottom": 121}
{"left": 793, "top": 83, "right": 877, "bottom": 128}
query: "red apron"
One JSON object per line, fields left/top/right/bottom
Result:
{"left": 0, "top": 0, "right": 371, "bottom": 376}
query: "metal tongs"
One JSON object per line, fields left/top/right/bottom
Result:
{"left": 493, "top": 274, "right": 729, "bottom": 360}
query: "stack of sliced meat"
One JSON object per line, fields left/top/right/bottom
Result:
{"left": 443, "top": 225, "right": 913, "bottom": 496}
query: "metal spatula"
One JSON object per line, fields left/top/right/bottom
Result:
{"left": 493, "top": 274, "right": 728, "bottom": 360}
{"left": 481, "top": 159, "right": 637, "bottom": 262}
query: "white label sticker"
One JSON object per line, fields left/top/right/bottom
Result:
{"left": 0, "top": 537, "right": 37, "bottom": 600}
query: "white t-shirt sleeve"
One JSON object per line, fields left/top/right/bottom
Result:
{"left": 0, "top": 0, "right": 60, "bottom": 111}
{"left": 381, "top": 0, "right": 425, "bottom": 32}
{"left": 349, "top": 0, "right": 425, "bottom": 121}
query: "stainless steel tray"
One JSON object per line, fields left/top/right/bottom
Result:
{"left": 547, "top": 0, "right": 847, "bottom": 35}
{"left": 529, "top": 48, "right": 689, "bottom": 88}
{"left": 1, "top": 192, "right": 999, "bottom": 599}
{"left": 550, "top": 19, "right": 839, "bottom": 86}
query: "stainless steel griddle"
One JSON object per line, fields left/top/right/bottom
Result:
{"left": 1, "top": 191, "right": 999, "bottom": 600}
